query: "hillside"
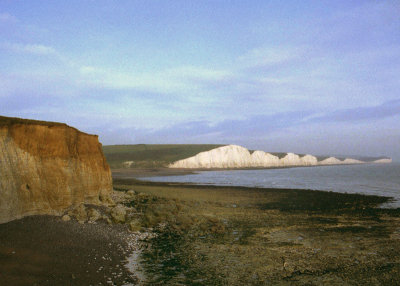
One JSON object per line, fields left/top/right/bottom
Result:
{"left": 102, "top": 144, "right": 224, "bottom": 168}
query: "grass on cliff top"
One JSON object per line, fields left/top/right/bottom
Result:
{"left": 0, "top": 115, "right": 94, "bottom": 136}
{"left": 103, "top": 144, "right": 224, "bottom": 168}
{"left": 0, "top": 115, "right": 66, "bottom": 127}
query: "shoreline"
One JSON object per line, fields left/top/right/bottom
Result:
{"left": 1, "top": 179, "right": 399, "bottom": 285}
{"left": 112, "top": 162, "right": 384, "bottom": 179}
{"left": 113, "top": 177, "right": 393, "bottom": 205}
{"left": 112, "top": 166, "right": 399, "bottom": 209}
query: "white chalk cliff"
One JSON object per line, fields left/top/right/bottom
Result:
{"left": 169, "top": 145, "right": 391, "bottom": 169}
{"left": 373, "top": 158, "right": 392, "bottom": 164}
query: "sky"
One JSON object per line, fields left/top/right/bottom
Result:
{"left": 0, "top": 0, "right": 399, "bottom": 160}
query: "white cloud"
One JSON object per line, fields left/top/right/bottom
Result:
{"left": 23, "top": 44, "right": 56, "bottom": 55}
{"left": 79, "top": 65, "right": 100, "bottom": 75}
{"left": 77, "top": 65, "right": 234, "bottom": 95}
{"left": 166, "top": 66, "right": 234, "bottom": 82}
{"left": 1, "top": 42, "right": 57, "bottom": 55}
{"left": 238, "top": 46, "right": 303, "bottom": 68}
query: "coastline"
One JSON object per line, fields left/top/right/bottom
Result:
{"left": 113, "top": 179, "right": 400, "bottom": 285}
{"left": 118, "top": 164, "right": 400, "bottom": 210}
{"left": 1, "top": 176, "right": 399, "bottom": 285}
{"left": 112, "top": 162, "right": 386, "bottom": 179}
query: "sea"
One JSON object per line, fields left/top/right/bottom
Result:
{"left": 143, "top": 163, "right": 400, "bottom": 208}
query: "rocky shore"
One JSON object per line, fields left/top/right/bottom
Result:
{"left": 1, "top": 180, "right": 400, "bottom": 285}
{"left": 0, "top": 189, "right": 153, "bottom": 286}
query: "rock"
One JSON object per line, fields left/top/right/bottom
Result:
{"left": 100, "top": 191, "right": 115, "bottom": 206}
{"left": 126, "top": 190, "right": 136, "bottom": 197}
{"left": 61, "top": 214, "right": 71, "bottom": 221}
{"left": 70, "top": 204, "right": 87, "bottom": 223}
{"left": 111, "top": 191, "right": 126, "bottom": 204}
{"left": 0, "top": 116, "right": 113, "bottom": 224}
{"left": 111, "top": 205, "right": 126, "bottom": 223}
{"left": 87, "top": 208, "right": 101, "bottom": 222}
{"left": 129, "top": 219, "right": 142, "bottom": 232}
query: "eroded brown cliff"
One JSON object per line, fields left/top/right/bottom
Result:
{"left": 0, "top": 116, "right": 112, "bottom": 223}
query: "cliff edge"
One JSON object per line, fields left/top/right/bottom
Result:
{"left": 0, "top": 116, "right": 113, "bottom": 223}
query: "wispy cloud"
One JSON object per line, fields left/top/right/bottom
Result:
{"left": 238, "top": 46, "right": 304, "bottom": 69}
{"left": 1, "top": 42, "right": 56, "bottom": 55}
{"left": 77, "top": 64, "right": 234, "bottom": 96}
{"left": 122, "top": 99, "right": 400, "bottom": 144}
{"left": 166, "top": 66, "right": 234, "bottom": 82}
{"left": 312, "top": 99, "right": 400, "bottom": 123}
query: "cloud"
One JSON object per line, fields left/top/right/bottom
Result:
{"left": 77, "top": 64, "right": 234, "bottom": 96}
{"left": 1, "top": 42, "right": 57, "bottom": 55}
{"left": 238, "top": 46, "right": 304, "bottom": 69}
{"left": 312, "top": 99, "right": 400, "bottom": 123}
{"left": 115, "top": 99, "right": 400, "bottom": 145}
{"left": 166, "top": 66, "right": 234, "bottom": 82}
{"left": 120, "top": 110, "right": 312, "bottom": 145}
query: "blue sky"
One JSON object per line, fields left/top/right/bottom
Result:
{"left": 1, "top": 1, "right": 399, "bottom": 159}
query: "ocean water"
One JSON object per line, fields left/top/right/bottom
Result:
{"left": 143, "top": 163, "right": 400, "bottom": 208}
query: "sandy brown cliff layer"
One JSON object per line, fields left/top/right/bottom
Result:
{"left": 0, "top": 116, "right": 112, "bottom": 223}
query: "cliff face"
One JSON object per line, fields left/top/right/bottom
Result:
{"left": 373, "top": 158, "right": 392, "bottom": 163}
{"left": 0, "top": 116, "right": 112, "bottom": 223}
{"left": 169, "top": 145, "right": 390, "bottom": 169}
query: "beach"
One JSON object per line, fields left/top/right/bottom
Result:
{"left": 0, "top": 215, "right": 143, "bottom": 285}
{"left": 1, "top": 176, "right": 399, "bottom": 285}
{"left": 115, "top": 179, "right": 400, "bottom": 285}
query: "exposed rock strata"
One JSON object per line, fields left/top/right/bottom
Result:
{"left": 0, "top": 116, "right": 112, "bottom": 223}
{"left": 169, "top": 145, "right": 391, "bottom": 169}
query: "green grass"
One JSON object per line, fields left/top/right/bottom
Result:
{"left": 102, "top": 144, "right": 224, "bottom": 168}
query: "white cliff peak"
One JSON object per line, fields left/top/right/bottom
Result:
{"left": 169, "top": 145, "right": 389, "bottom": 169}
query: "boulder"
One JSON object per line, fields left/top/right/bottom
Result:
{"left": 87, "top": 208, "right": 101, "bottom": 222}
{"left": 110, "top": 204, "right": 126, "bottom": 223}
{"left": 129, "top": 219, "right": 142, "bottom": 232}
{"left": 69, "top": 204, "right": 87, "bottom": 223}
{"left": 61, "top": 214, "right": 71, "bottom": 221}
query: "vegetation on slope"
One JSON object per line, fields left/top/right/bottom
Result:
{"left": 103, "top": 144, "right": 224, "bottom": 168}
